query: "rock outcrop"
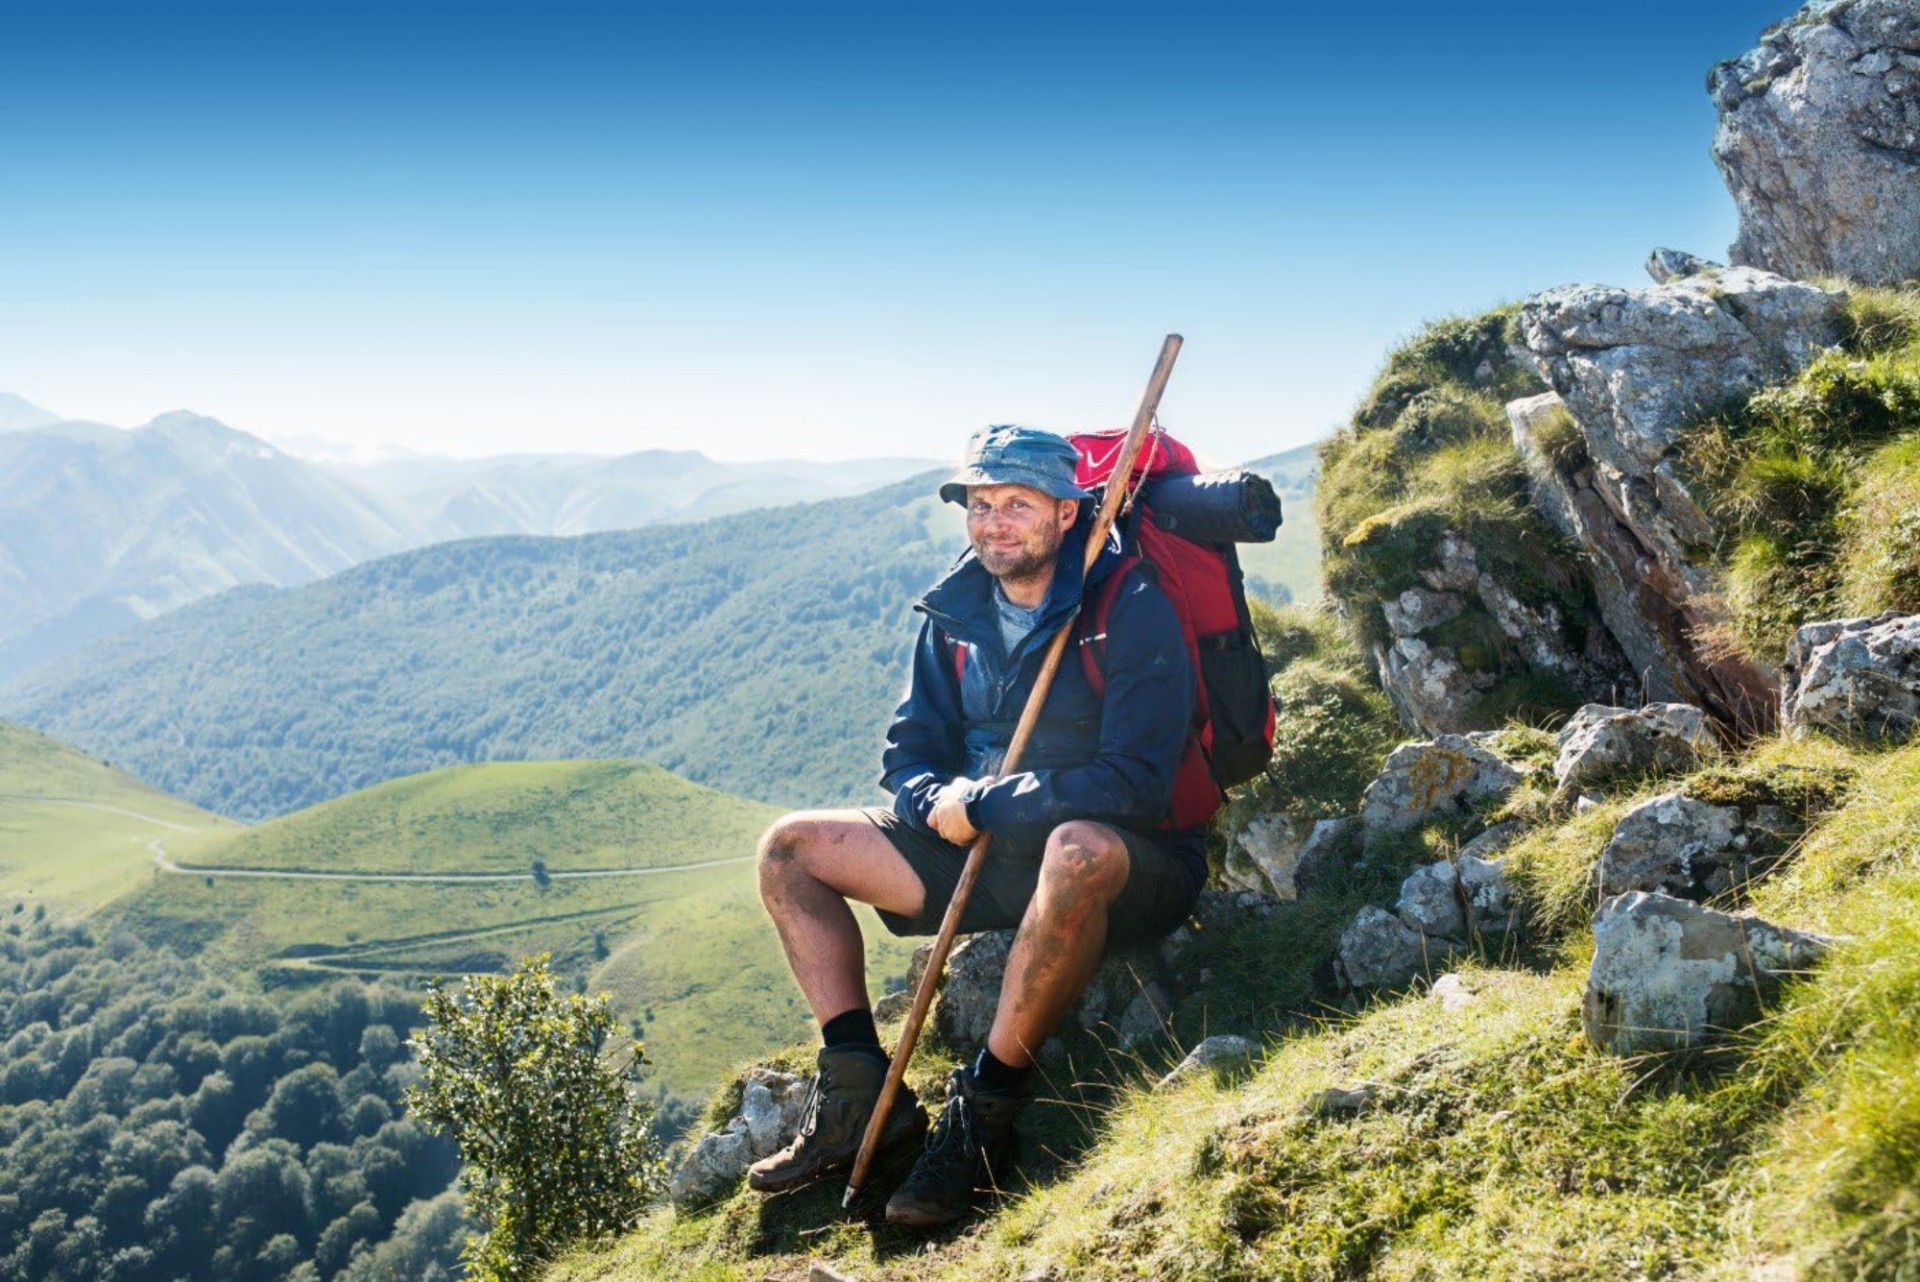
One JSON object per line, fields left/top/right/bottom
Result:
{"left": 1510, "top": 266, "right": 1848, "bottom": 729}
{"left": 1553, "top": 702, "right": 1720, "bottom": 797}
{"left": 1783, "top": 612, "right": 1920, "bottom": 740}
{"left": 1711, "top": 0, "right": 1920, "bottom": 287}
{"left": 1582, "top": 891, "right": 1830, "bottom": 1054}
{"left": 1367, "top": 532, "right": 1632, "bottom": 737}
{"left": 1597, "top": 791, "right": 1799, "bottom": 902}
{"left": 1358, "top": 734, "right": 1523, "bottom": 853}
{"left": 1334, "top": 853, "right": 1517, "bottom": 993}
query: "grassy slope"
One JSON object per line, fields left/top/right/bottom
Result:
{"left": 556, "top": 735, "right": 1920, "bottom": 1280}
{"left": 163, "top": 758, "right": 776, "bottom": 873}
{"left": 0, "top": 717, "right": 239, "bottom": 912}
{"left": 110, "top": 757, "right": 917, "bottom": 1104}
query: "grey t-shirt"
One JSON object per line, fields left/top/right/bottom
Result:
{"left": 992, "top": 581, "right": 1043, "bottom": 657}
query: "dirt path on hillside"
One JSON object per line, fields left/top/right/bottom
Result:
{"left": 146, "top": 838, "right": 753, "bottom": 883}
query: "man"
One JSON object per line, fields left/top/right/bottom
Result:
{"left": 750, "top": 424, "right": 1206, "bottom": 1227}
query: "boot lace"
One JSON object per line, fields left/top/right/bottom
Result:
{"left": 921, "top": 1087, "right": 979, "bottom": 1162}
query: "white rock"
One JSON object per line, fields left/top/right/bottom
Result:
{"left": 1783, "top": 613, "right": 1920, "bottom": 742}
{"left": 1430, "top": 973, "right": 1479, "bottom": 1011}
{"left": 1156, "top": 1034, "right": 1258, "bottom": 1090}
{"left": 1359, "top": 736, "right": 1523, "bottom": 851}
{"left": 1582, "top": 891, "right": 1829, "bottom": 1054}
{"left": 1396, "top": 861, "right": 1465, "bottom": 940}
{"left": 669, "top": 1125, "right": 753, "bottom": 1205}
{"left": 1554, "top": 702, "right": 1719, "bottom": 794}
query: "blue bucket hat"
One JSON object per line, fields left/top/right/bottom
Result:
{"left": 939, "top": 424, "right": 1092, "bottom": 507}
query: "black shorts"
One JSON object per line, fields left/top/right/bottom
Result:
{"left": 865, "top": 807, "right": 1205, "bottom": 949}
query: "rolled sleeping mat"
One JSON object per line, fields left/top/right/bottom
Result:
{"left": 1142, "top": 470, "right": 1283, "bottom": 543}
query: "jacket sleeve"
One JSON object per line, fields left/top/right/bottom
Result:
{"left": 962, "top": 572, "right": 1193, "bottom": 840}
{"left": 878, "top": 615, "right": 969, "bottom": 834}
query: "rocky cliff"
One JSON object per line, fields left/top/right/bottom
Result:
{"left": 1319, "top": 0, "right": 1919, "bottom": 743}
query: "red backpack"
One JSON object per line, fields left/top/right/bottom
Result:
{"left": 1067, "top": 428, "right": 1279, "bottom": 830}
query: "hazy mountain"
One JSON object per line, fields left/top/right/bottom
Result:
{"left": 5, "top": 474, "right": 966, "bottom": 821}
{"left": 1240, "top": 442, "right": 1320, "bottom": 493}
{"left": 328, "top": 449, "right": 945, "bottom": 538}
{"left": 0, "top": 411, "right": 428, "bottom": 684}
{"left": 0, "top": 392, "right": 60, "bottom": 433}
{"left": 0, "top": 396, "right": 940, "bottom": 685}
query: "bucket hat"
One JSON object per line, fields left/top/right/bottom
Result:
{"left": 938, "top": 424, "right": 1091, "bottom": 507}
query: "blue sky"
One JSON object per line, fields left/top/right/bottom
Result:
{"left": 0, "top": 1, "right": 1793, "bottom": 463}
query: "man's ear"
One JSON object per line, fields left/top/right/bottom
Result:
{"left": 1057, "top": 498, "right": 1080, "bottom": 532}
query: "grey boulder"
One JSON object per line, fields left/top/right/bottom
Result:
{"left": 1359, "top": 735, "right": 1523, "bottom": 851}
{"left": 1645, "top": 247, "right": 1723, "bottom": 283}
{"left": 1582, "top": 891, "right": 1829, "bottom": 1054}
{"left": 1712, "top": 0, "right": 1920, "bottom": 287}
{"left": 1156, "top": 1034, "right": 1259, "bottom": 1090}
{"left": 1554, "top": 702, "right": 1719, "bottom": 795}
{"left": 1335, "top": 905, "right": 1459, "bottom": 992}
{"left": 1519, "top": 269, "right": 1846, "bottom": 478}
{"left": 1783, "top": 612, "right": 1920, "bottom": 742}
{"left": 1598, "top": 791, "right": 1798, "bottom": 902}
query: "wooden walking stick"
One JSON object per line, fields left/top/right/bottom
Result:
{"left": 842, "top": 333, "right": 1184, "bottom": 1209}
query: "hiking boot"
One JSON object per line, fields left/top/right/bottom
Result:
{"left": 883, "top": 1065, "right": 1020, "bottom": 1228}
{"left": 746, "top": 1047, "right": 925, "bottom": 1194}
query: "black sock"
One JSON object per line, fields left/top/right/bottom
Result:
{"left": 972, "top": 1046, "right": 1031, "bottom": 1097}
{"left": 821, "top": 1007, "right": 883, "bottom": 1055}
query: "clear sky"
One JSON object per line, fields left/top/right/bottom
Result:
{"left": 0, "top": 1, "right": 1793, "bottom": 463}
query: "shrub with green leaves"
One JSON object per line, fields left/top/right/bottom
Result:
{"left": 407, "top": 956, "right": 665, "bottom": 1282}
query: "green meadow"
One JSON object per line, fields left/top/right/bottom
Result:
{"left": 0, "top": 718, "right": 241, "bottom": 912}
{"left": 3, "top": 727, "right": 916, "bottom": 1109}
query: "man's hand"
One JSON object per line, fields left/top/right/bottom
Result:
{"left": 928, "top": 776, "right": 994, "bottom": 846}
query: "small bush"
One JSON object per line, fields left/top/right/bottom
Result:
{"left": 407, "top": 956, "right": 666, "bottom": 1281}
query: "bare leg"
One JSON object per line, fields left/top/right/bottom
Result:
{"left": 757, "top": 810, "right": 927, "bottom": 1026}
{"left": 986, "top": 821, "right": 1130, "bottom": 1067}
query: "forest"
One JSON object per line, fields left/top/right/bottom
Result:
{"left": 0, "top": 912, "right": 466, "bottom": 1281}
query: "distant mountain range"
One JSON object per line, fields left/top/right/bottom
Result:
{"left": 0, "top": 394, "right": 941, "bottom": 685}
{"left": 3, "top": 475, "right": 967, "bottom": 820}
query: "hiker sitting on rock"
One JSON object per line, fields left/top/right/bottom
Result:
{"left": 751, "top": 424, "right": 1206, "bottom": 1227}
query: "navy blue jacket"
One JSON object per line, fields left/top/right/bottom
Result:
{"left": 879, "top": 518, "right": 1200, "bottom": 851}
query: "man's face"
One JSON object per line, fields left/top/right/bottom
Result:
{"left": 966, "top": 483, "right": 1079, "bottom": 582}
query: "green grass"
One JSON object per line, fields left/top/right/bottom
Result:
{"left": 557, "top": 737, "right": 1920, "bottom": 1281}
{"left": 1680, "top": 284, "right": 1920, "bottom": 663}
{"left": 97, "top": 756, "right": 917, "bottom": 1110}
{"left": 0, "top": 717, "right": 239, "bottom": 912}
{"left": 163, "top": 758, "right": 773, "bottom": 874}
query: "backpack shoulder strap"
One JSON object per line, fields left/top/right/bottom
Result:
{"left": 1077, "top": 555, "right": 1149, "bottom": 696}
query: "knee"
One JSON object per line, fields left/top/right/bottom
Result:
{"left": 757, "top": 814, "right": 818, "bottom": 893}
{"left": 1038, "top": 821, "right": 1129, "bottom": 900}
